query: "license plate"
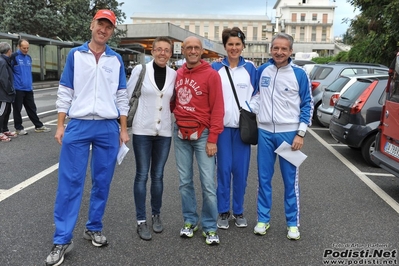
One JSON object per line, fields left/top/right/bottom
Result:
{"left": 333, "top": 109, "right": 340, "bottom": 118}
{"left": 384, "top": 142, "right": 399, "bottom": 159}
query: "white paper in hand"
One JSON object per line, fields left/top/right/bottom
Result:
{"left": 117, "top": 142, "right": 129, "bottom": 165}
{"left": 274, "top": 141, "right": 307, "bottom": 167}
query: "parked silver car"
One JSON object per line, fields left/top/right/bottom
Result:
{"left": 309, "top": 62, "right": 388, "bottom": 126}
{"left": 317, "top": 73, "right": 389, "bottom": 127}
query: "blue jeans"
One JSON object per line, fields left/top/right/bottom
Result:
{"left": 173, "top": 124, "right": 218, "bottom": 232}
{"left": 133, "top": 134, "right": 171, "bottom": 221}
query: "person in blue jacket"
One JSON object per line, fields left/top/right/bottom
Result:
{"left": 250, "top": 33, "right": 313, "bottom": 240}
{"left": 45, "top": 9, "right": 129, "bottom": 266}
{"left": 211, "top": 27, "right": 257, "bottom": 230}
{"left": 11, "top": 39, "right": 51, "bottom": 135}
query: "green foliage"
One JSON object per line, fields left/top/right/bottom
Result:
{"left": 344, "top": 0, "right": 399, "bottom": 66}
{"left": 0, "top": 0, "right": 126, "bottom": 46}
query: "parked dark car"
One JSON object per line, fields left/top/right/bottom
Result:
{"left": 309, "top": 62, "right": 388, "bottom": 126}
{"left": 329, "top": 74, "right": 389, "bottom": 166}
{"left": 317, "top": 73, "right": 388, "bottom": 127}
{"left": 371, "top": 56, "right": 399, "bottom": 176}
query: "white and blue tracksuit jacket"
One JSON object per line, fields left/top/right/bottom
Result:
{"left": 251, "top": 58, "right": 313, "bottom": 227}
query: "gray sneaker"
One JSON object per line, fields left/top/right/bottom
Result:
{"left": 217, "top": 212, "right": 230, "bottom": 229}
{"left": 16, "top": 129, "right": 28, "bottom": 135}
{"left": 179, "top": 223, "right": 198, "bottom": 238}
{"left": 152, "top": 214, "right": 163, "bottom": 233}
{"left": 233, "top": 214, "right": 248, "bottom": 228}
{"left": 45, "top": 242, "right": 74, "bottom": 266}
{"left": 35, "top": 126, "right": 51, "bottom": 133}
{"left": 83, "top": 229, "right": 108, "bottom": 247}
{"left": 202, "top": 231, "right": 220, "bottom": 245}
{"left": 137, "top": 222, "right": 152, "bottom": 240}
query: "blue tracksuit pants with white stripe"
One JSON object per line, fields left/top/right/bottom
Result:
{"left": 216, "top": 127, "right": 251, "bottom": 215}
{"left": 256, "top": 128, "right": 300, "bottom": 227}
{"left": 53, "top": 119, "right": 119, "bottom": 244}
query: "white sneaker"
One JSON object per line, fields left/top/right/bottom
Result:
{"left": 253, "top": 222, "right": 270, "bottom": 235}
{"left": 16, "top": 129, "right": 28, "bottom": 135}
{"left": 287, "top": 226, "right": 300, "bottom": 240}
{"left": 35, "top": 126, "right": 51, "bottom": 133}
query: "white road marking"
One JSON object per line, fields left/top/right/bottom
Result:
{"left": 363, "top": 172, "right": 395, "bottom": 177}
{"left": 308, "top": 128, "right": 399, "bottom": 214}
{"left": 0, "top": 164, "right": 58, "bottom": 202}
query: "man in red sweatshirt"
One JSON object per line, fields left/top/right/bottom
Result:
{"left": 172, "top": 36, "right": 224, "bottom": 245}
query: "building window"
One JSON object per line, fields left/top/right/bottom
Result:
{"left": 301, "top": 13, "right": 306, "bottom": 22}
{"left": 195, "top": 25, "right": 200, "bottom": 35}
{"left": 214, "top": 26, "right": 219, "bottom": 40}
{"left": 204, "top": 25, "right": 209, "bottom": 39}
{"left": 243, "top": 26, "right": 247, "bottom": 39}
{"left": 300, "top": 26, "right": 305, "bottom": 41}
{"left": 261, "top": 25, "right": 267, "bottom": 40}
{"left": 292, "top": 13, "right": 297, "bottom": 22}
{"left": 311, "top": 26, "right": 316, "bottom": 41}
{"left": 185, "top": 25, "right": 189, "bottom": 31}
{"left": 323, "top": 14, "right": 328, "bottom": 23}
{"left": 312, "top": 14, "right": 317, "bottom": 21}
{"left": 253, "top": 26, "right": 258, "bottom": 41}
{"left": 291, "top": 26, "right": 296, "bottom": 34}
{"left": 322, "top": 26, "right": 326, "bottom": 41}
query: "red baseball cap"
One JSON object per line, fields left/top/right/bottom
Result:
{"left": 93, "top": 9, "right": 116, "bottom": 26}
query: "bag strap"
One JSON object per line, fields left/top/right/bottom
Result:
{"left": 131, "top": 64, "right": 146, "bottom": 99}
{"left": 224, "top": 66, "right": 241, "bottom": 110}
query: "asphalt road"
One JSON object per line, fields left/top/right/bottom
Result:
{"left": 0, "top": 87, "right": 398, "bottom": 266}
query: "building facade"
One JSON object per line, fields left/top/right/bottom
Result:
{"left": 124, "top": 0, "right": 336, "bottom": 66}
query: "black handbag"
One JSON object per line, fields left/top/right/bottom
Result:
{"left": 225, "top": 66, "right": 258, "bottom": 145}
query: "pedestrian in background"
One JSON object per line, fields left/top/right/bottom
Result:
{"left": 250, "top": 33, "right": 313, "bottom": 240}
{"left": 11, "top": 39, "right": 51, "bottom": 135}
{"left": 172, "top": 36, "right": 224, "bottom": 245}
{"left": 0, "top": 42, "right": 16, "bottom": 142}
{"left": 45, "top": 9, "right": 129, "bottom": 266}
{"left": 211, "top": 27, "right": 257, "bottom": 230}
{"left": 127, "top": 37, "right": 177, "bottom": 241}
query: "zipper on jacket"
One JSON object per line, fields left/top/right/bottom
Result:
{"left": 271, "top": 67, "right": 279, "bottom": 133}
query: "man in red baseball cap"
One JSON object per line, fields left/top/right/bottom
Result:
{"left": 93, "top": 9, "right": 116, "bottom": 26}
{"left": 45, "top": 7, "right": 129, "bottom": 266}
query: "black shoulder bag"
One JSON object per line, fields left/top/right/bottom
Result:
{"left": 225, "top": 66, "right": 258, "bottom": 145}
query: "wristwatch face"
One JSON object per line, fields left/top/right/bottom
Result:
{"left": 297, "top": 130, "right": 306, "bottom": 137}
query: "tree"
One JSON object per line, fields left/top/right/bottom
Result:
{"left": 0, "top": 0, "right": 126, "bottom": 46}
{"left": 345, "top": 0, "right": 399, "bottom": 66}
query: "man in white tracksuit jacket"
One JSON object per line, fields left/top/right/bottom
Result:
{"left": 250, "top": 33, "right": 313, "bottom": 240}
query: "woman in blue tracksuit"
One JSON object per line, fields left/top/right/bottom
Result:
{"left": 212, "top": 27, "right": 257, "bottom": 229}
{"left": 250, "top": 33, "right": 313, "bottom": 240}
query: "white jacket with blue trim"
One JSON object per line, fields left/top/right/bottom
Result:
{"left": 56, "top": 42, "right": 128, "bottom": 120}
{"left": 250, "top": 58, "right": 313, "bottom": 133}
{"left": 212, "top": 56, "right": 258, "bottom": 128}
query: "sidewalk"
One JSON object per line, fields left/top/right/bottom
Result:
{"left": 33, "top": 80, "right": 59, "bottom": 90}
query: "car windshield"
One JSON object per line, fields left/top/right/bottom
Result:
{"left": 325, "top": 76, "right": 351, "bottom": 92}
{"left": 340, "top": 79, "right": 372, "bottom": 100}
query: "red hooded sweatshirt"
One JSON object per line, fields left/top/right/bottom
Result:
{"left": 172, "top": 59, "right": 224, "bottom": 143}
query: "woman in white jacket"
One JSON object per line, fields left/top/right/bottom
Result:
{"left": 127, "top": 37, "right": 177, "bottom": 241}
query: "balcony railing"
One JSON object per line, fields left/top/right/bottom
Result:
{"left": 282, "top": 19, "right": 334, "bottom": 25}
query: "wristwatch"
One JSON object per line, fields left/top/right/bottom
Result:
{"left": 297, "top": 130, "right": 306, "bottom": 138}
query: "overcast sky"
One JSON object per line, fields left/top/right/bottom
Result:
{"left": 118, "top": 0, "right": 358, "bottom": 36}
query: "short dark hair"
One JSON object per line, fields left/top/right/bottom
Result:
{"left": 153, "top": 36, "right": 173, "bottom": 50}
{"left": 222, "top": 27, "right": 246, "bottom": 48}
